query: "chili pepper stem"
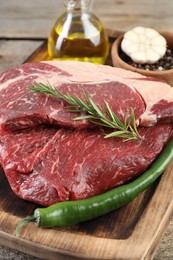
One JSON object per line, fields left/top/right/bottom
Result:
{"left": 16, "top": 215, "right": 36, "bottom": 237}
{"left": 15, "top": 138, "right": 173, "bottom": 237}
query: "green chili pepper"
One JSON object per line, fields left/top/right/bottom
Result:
{"left": 16, "top": 138, "right": 173, "bottom": 237}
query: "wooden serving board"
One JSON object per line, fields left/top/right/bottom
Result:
{"left": 0, "top": 30, "right": 173, "bottom": 260}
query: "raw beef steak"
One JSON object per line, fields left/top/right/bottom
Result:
{"left": 0, "top": 124, "right": 172, "bottom": 206}
{"left": 0, "top": 61, "right": 173, "bottom": 131}
{"left": 0, "top": 125, "right": 58, "bottom": 174}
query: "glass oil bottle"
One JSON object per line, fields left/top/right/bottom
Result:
{"left": 48, "top": 0, "right": 109, "bottom": 64}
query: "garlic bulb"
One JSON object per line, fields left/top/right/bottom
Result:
{"left": 121, "top": 27, "right": 167, "bottom": 64}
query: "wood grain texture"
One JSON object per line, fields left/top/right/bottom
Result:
{"left": 0, "top": 1, "right": 173, "bottom": 256}
{"left": 0, "top": 40, "right": 42, "bottom": 73}
{"left": 0, "top": 160, "right": 173, "bottom": 260}
{"left": 0, "top": 32, "right": 173, "bottom": 259}
{"left": 1, "top": 0, "right": 173, "bottom": 38}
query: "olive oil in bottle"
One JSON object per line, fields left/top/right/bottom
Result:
{"left": 48, "top": 0, "right": 109, "bottom": 64}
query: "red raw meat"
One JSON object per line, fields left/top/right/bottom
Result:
{"left": 0, "top": 61, "right": 173, "bottom": 131}
{"left": 0, "top": 61, "right": 173, "bottom": 206}
{"left": 0, "top": 124, "right": 172, "bottom": 206}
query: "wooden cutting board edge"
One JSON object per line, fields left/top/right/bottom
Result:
{"left": 0, "top": 29, "right": 173, "bottom": 260}
{"left": 0, "top": 160, "right": 173, "bottom": 260}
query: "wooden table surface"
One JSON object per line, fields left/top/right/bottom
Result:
{"left": 0, "top": 0, "right": 173, "bottom": 259}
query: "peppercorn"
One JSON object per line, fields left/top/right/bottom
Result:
{"left": 121, "top": 48, "right": 173, "bottom": 71}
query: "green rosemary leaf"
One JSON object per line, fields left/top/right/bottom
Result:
{"left": 113, "top": 112, "right": 126, "bottom": 130}
{"left": 124, "top": 112, "right": 130, "bottom": 129}
{"left": 74, "top": 115, "right": 95, "bottom": 120}
{"left": 104, "top": 130, "right": 128, "bottom": 138}
{"left": 104, "top": 101, "right": 115, "bottom": 122}
{"left": 89, "top": 120, "right": 110, "bottom": 128}
{"left": 88, "top": 97, "right": 105, "bottom": 118}
{"left": 70, "top": 95, "right": 87, "bottom": 110}
{"left": 98, "top": 118, "right": 116, "bottom": 128}
{"left": 30, "top": 82, "right": 142, "bottom": 141}
{"left": 105, "top": 101, "right": 125, "bottom": 129}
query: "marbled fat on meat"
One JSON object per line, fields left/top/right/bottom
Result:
{"left": 0, "top": 61, "right": 173, "bottom": 130}
{"left": 0, "top": 124, "right": 172, "bottom": 206}
{"left": 0, "top": 61, "right": 173, "bottom": 206}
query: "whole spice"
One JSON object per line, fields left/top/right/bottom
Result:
{"left": 124, "top": 48, "right": 173, "bottom": 71}
{"left": 121, "top": 27, "right": 167, "bottom": 64}
{"left": 16, "top": 138, "right": 173, "bottom": 236}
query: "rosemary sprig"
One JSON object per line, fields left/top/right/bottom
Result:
{"left": 30, "top": 82, "right": 142, "bottom": 141}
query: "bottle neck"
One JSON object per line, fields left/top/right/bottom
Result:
{"left": 64, "top": 0, "right": 92, "bottom": 11}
